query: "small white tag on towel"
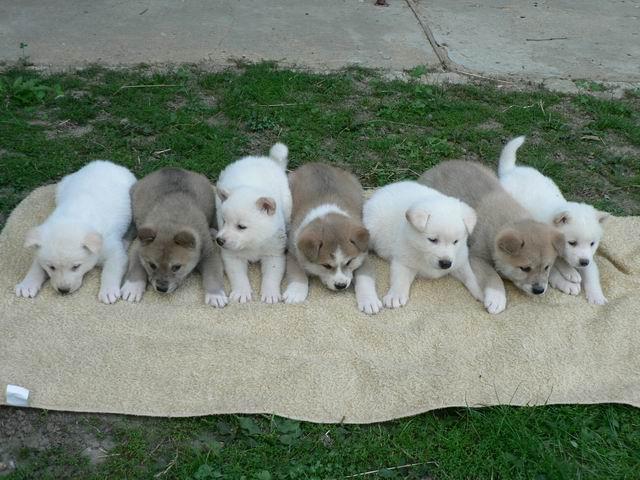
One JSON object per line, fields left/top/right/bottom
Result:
{"left": 6, "top": 384, "right": 30, "bottom": 407}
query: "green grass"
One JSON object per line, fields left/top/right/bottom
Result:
{"left": 1, "top": 63, "right": 639, "bottom": 479}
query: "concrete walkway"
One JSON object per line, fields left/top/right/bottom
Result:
{"left": 1, "top": 0, "right": 639, "bottom": 83}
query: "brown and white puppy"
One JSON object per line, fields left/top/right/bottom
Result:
{"left": 120, "top": 168, "right": 227, "bottom": 307}
{"left": 283, "top": 163, "right": 382, "bottom": 314}
{"left": 419, "top": 160, "right": 564, "bottom": 314}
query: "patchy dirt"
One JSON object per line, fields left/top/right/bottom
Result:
{"left": 44, "top": 122, "right": 93, "bottom": 139}
{"left": 476, "top": 119, "right": 503, "bottom": 131}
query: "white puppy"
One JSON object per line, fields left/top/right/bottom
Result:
{"left": 498, "top": 136, "right": 609, "bottom": 304}
{"left": 16, "top": 161, "right": 136, "bottom": 304}
{"left": 362, "top": 181, "right": 481, "bottom": 308}
{"left": 215, "top": 143, "right": 292, "bottom": 303}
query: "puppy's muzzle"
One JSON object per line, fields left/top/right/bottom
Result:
{"left": 531, "top": 284, "right": 545, "bottom": 295}
{"left": 438, "top": 259, "right": 452, "bottom": 270}
{"left": 155, "top": 281, "right": 169, "bottom": 293}
{"left": 579, "top": 258, "right": 590, "bottom": 267}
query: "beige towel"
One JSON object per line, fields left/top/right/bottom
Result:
{"left": 1, "top": 186, "right": 639, "bottom": 423}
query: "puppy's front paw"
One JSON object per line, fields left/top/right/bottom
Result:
{"left": 230, "top": 288, "right": 252, "bottom": 303}
{"left": 563, "top": 267, "right": 582, "bottom": 284}
{"left": 99, "top": 286, "right": 121, "bottom": 304}
{"left": 550, "top": 273, "right": 581, "bottom": 296}
{"left": 121, "top": 280, "right": 145, "bottom": 303}
{"left": 261, "top": 289, "right": 281, "bottom": 304}
{"left": 15, "top": 280, "right": 41, "bottom": 299}
{"left": 358, "top": 294, "right": 383, "bottom": 315}
{"left": 283, "top": 283, "right": 308, "bottom": 304}
{"left": 383, "top": 291, "right": 408, "bottom": 309}
{"left": 205, "top": 290, "right": 228, "bottom": 308}
{"left": 586, "top": 290, "right": 607, "bottom": 305}
{"left": 484, "top": 288, "right": 506, "bottom": 314}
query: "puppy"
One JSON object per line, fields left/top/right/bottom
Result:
{"left": 215, "top": 143, "right": 292, "bottom": 303}
{"left": 363, "top": 181, "right": 481, "bottom": 309}
{"left": 498, "top": 136, "right": 609, "bottom": 304}
{"left": 16, "top": 161, "right": 136, "bottom": 304}
{"left": 120, "top": 168, "right": 227, "bottom": 307}
{"left": 283, "top": 163, "right": 381, "bottom": 314}
{"left": 419, "top": 161, "right": 565, "bottom": 314}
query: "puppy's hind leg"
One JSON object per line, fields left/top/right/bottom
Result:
{"left": 260, "top": 254, "right": 286, "bottom": 304}
{"left": 200, "top": 239, "right": 228, "bottom": 308}
{"left": 355, "top": 256, "right": 382, "bottom": 315}
{"left": 121, "top": 239, "right": 147, "bottom": 302}
{"left": 15, "top": 258, "right": 48, "bottom": 298}
{"left": 283, "top": 252, "right": 309, "bottom": 304}
{"left": 470, "top": 256, "right": 506, "bottom": 314}
{"left": 451, "top": 259, "right": 483, "bottom": 302}
{"left": 383, "top": 260, "right": 417, "bottom": 309}
{"left": 582, "top": 261, "right": 607, "bottom": 305}
{"left": 223, "top": 252, "right": 252, "bottom": 303}
{"left": 99, "top": 239, "right": 128, "bottom": 304}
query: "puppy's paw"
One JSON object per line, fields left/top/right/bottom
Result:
{"left": 484, "top": 288, "right": 506, "bottom": 314}
{"left": 358, "top": 294, "right": 383, "bottom": 315}
{"left": 283, "top": 283, "right": 308, "bottom": 304}
{"left": 586, "top": 290, "right": 607, "bottom": 305}
{"left": 15, "top": 280, "right": 41, "bottom": 298}
{"left": 563, "top": 267, "right": 582, "bottom": 284}
{"left": 261, "top": 289, "right": 281, "bottom": 304}
{"left": 383, "top": 291, "right": 408, "bottom": 309}
{"left": 230, "top": 288, "right": 252, "bottom": 303}
{"left": 205, "top": 290, "right": 228, "bottom": 308}
{"left": 99, "top": 285, "right": 121, "bottom": 304}
{"left": 121, "top": 280, "right": 145, "bottom": 303}
{"left": 550, "top": 274, "right": 581, "bottom": 296}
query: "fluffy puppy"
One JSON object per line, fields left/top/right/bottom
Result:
{"left": 16, "top": 161, "right": 136, "bottom": 304}
{"left": 283, "top": 163, "right": 381, "bottom": 314}
{"left": 498, "top": 136, "right": 609, "bottom": 304}
{"left": 120, "top": 168, "right": 227, "bottom": 307}
{"left": 215, "top": 143, "right": 292, "bottom": 303}
{"left": 419, "top": 161, "right": 565, "bottom": 314}
{"left": 363, "top": 181, "right": 481, "bottom": 309}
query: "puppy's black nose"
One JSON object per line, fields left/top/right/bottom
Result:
{"left": 579, "top": 258, "right": 590, "bottom": 267}
{"left": 439, "top": 259, "right": 452, "bottom": 270}
{"left": 155, "top": 282, "right": 169, "bottom": 293}
{"left": 532, "top": 285, "right": 545, "bottom": 295}
{"left": 216, "top": 237, "right": 225, "bottom": 247}
{"left": 334, "top": 282, "right": 348, "bottom": 290}
{"left": 57, "top": 287, "right": 70, "bottom": 295}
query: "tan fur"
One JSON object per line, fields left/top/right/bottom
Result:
{"left": 297, "top": 213, "right": 368, "bottom": 264}
{"left": 418, "top": 160, "right": 564, "bottom": 295}
{"left": 122, "top": 168, "right": 225, "bottom": 299}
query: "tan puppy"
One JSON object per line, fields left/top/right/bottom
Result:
{"left": 120, "top": 168, "right": 227, "bottom": 307}
{"left": 283, "top": 163, "right": 382, "bottom": 314}
{"left": 419, "top": 161, "right": 564, "bottom": 314}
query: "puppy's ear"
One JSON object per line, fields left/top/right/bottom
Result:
{"left": 297, "top": 228, "right": 322, "bottom": 262}
{"left": 553, "top": 211, "right": 571, "bottom": 225}
{"left": 350, "top": 226, "right": 370, "bottom": 252}
{"left": 83, "top": 231, "right": 103, "bottom": 254}
{"left": 138, "top": 227, "right": 157, "bottom": 245}
{"left": 461, "top": 204, "right": 477, "bottom": 235}
{"left": 552, "top": 230, "right": 566, "bottom": 256}
{"left": 405, "top": 206, "right": 430, "bottom": 232}
{"left": 24, "top": 227, "right": 42, "bottom": 249}
{"left": 174, "top": 230, "right": 197, "bottom": 249}
{"left": 216, "top": 187, "right": 230, "bottom": 203}
{"left": 597, "top": 210, "right": 610, "bottom": 224}
{"left": 256, "top": 197, "right": 276, "bottom": 216}
{"left": 497, "top": 229, "right": 524, "bottom": 255}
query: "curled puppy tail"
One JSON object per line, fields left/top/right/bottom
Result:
{"left": 269, "top": 142, "right": 289, "bottom": 169}
{"left": 498, "top": 136, "right": 526, "bottom": 177}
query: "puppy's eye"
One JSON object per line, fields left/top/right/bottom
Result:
{"left": 590, "top": 241, "right": 595, "bottom": 247}
{"left": 453, "top": 239, "right": 459, "bottom": 245}
{"left": 345, "top": 259, "right": 353, "bottom": 267}
{"left": 568, "top": 241, "right": 577, "bottom": 247}
{"left": 519, "top": 266, "right": 532, "bottom": 272}
{"left": 428, "top": 238, "right": 438, "bottom": 244}
{"left": 544, "top": 265, "right": 550, "bottom": 271}
{"left": 171, "top": 265, "right": 181, "bottom": 272}
{"left": 149, "top": 262, "right": 157, "bottom": 270}
{"left": 322, "top": 264, "right": 333, "bottom": 270}
{"left": 71, "top": 264, "right": 81, "bottom": 271}
{"left": 237, "top": 224, "right": 247, "bottom": 230}
{"left": 49, "top": 265, "right": 56, "bottom": 271}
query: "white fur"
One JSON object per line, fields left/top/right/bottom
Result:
{"left": 498, "top": 136, "right": 608, "bottom": 304}
{"left": 296, "top": 204, "right": 349, "bottom": 234}
{"left": 362, "top": 181, "right": 481, "bottom": 308}
{"left": 215, "top": 143, "right": 292, "bottom": 303}
{"left": 16, "top": 161, "right": 136, "bottom": 304}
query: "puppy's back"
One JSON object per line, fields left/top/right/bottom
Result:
{"left": 289, "top": 163, "right": 364, "bottom": 225}
{"left": 131, "top": 168, "right": 215, "bottom": 226}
